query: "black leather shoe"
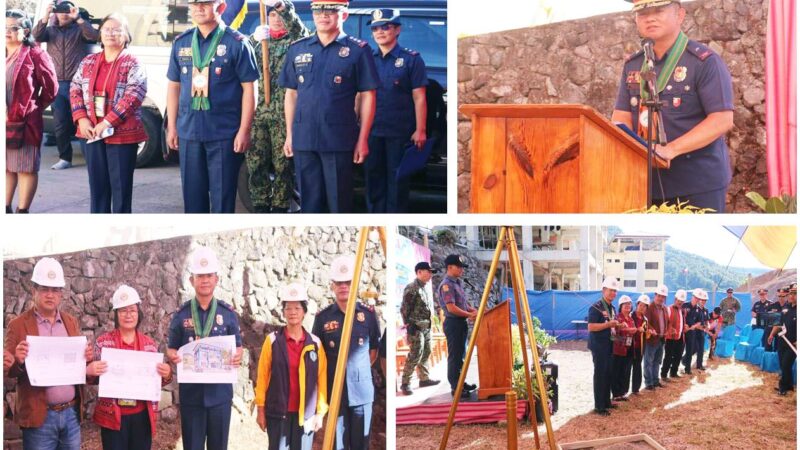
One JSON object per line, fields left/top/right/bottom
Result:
{"left": 400, "top": 384, "right": 413, "bottom": 395}
{"left": 594, "top": 409, "right": 610, "bottom": 416}
{"left": 645, "top": 385, "right": 656, "bottom": 391}
{"left": 419, "top": 379, "right": 440, "bottom": 387}
{"left": 464, "top": 382, "right": 477, "bottom": 392}
{"left": 696, "top": 366, "right": 706, "bottom": 371}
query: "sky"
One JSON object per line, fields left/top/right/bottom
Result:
{"left": 621, "top": 224, "right": 799, "bottom": 271}
{"left": 455, "top": 0, "right": 637, "bottom": 36}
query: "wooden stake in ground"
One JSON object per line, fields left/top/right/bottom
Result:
{"left": 259, "top": 0, "right": 270, "bottom": 105}
{"left": 322, "top": 226, "right": 371, "bottom": 450}
{"left": 438, "top": 226, "right": 557, "bottom": 450}
{"left": 506, "top": 391, "right": 518, "bottom": 450}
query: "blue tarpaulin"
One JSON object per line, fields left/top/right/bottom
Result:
{"left": 503, "top": 288, "right": 753, "bottom": 340}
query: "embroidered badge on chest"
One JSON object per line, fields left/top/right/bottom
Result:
{"left": 216, "top": 44, "right": 227, "bottom": 57}
{"left": 673, "top": 97, "right": 682, "bottom": 108}
{"left": 216, "top": 314, "right": 224, "bottom": 326}
{"left": 357, "top": 312, "right": 365, "bottom": 322}
{"left": 673, "top": 66, "right": 687, "bottom": 83}
{"left": 339, "top": 47, "right": 350, "bottom": 58}
{"left": 395, "top": 58, "right": 404, "bottom": 68}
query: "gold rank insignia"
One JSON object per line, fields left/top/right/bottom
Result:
{"left": 673, "top": 66, "right": 687, "bottom": 83}
{"left": 395, "top": 58, "right": 404, "bottom": 68}
{"left": 442, "top": 284, "right": 450, "bottom": 292}
{"left": 339, "top": 47, "right": 350, "bottom": 58}
{"left": 357, "top": 312, "right": 365, "bottom": 322}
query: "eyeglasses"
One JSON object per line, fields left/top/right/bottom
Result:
{"left": 370, "top": 24, "right": 394, "bottom": 32}
{"left": 117, "top": 309, "right": 138, "bottom": 316}
{"left": 101, "top": 28, "right": 125, "bottom": 36}
{"left": 333, "top": 281, "right": 351, "bottom": 287}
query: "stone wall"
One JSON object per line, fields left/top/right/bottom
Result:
{"left": 3, "top": 227, "right": 386, "bottom": 449}
{"left": 458, "top": 0, "right": 769, "bottom": 213}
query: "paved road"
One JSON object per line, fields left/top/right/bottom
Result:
{"left": 18, "top": 141, "right": 248, "bottom": 213}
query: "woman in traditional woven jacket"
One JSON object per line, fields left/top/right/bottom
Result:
{"left": 86, "top": 285, "right": 172, "bottom": 450}
{"left": 255, "top": 283, "right": 328, "bottom": 450}
{"left": 5, "top": 9, "right": 58, "bottom": 214}
{"left": 610, "top": 296, "right": 639, "bottom": 402}
{"left": 70, "top": 13, "right": 147, "bottom": 213}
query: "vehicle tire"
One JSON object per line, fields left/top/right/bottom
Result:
{"left": 136, "top": 107, "right": 163, "bottom": 168}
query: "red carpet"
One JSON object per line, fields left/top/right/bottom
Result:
{"left": 396, "top": 399, "right": 529, "bottom": 425}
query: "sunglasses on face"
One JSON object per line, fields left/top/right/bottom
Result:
{"left": 370, "top": 24, "right": 393, "bottom": 32}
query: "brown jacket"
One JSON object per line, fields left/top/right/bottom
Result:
{"left": 3, "top": 308, "right": 85, "bottom": 428}
{"left": 644, "top": 302, "right": 669, "bottom": 345}
{"left": 31, "top": 18, "right": 99, "bottom": 81}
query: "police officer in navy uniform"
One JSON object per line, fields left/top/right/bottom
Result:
{"left": 587, "top": 277, "right": 620, "bottom": 416}
{"left": 437, "top": 254, "right": 477, "bottom": 399}
{"left": 167, "top": 246, "right": 243, "bottom": 450}
{"left": 766, "top": 287, "right": 789, "bottom": 352}
{"left": 613, "top": 0, "right": 734, "bottom": 212}
{"left": 751, "top": 288, "right": 770, "bottom": 347}
{"left": 166, "top": 0, "right": 259, "bottom": 213}
{"left": 311, "top": 255, "right": 380, "bottom": 450}
{"left": 279, "top": 0, "right": 380, "bottom": 213}
{"left": 681, "top": 288, "right": 706, "bottom": 374}
{"left": 767, "top": 283, "right": 797, "bottom": 396}
{"left": 365, "top": 9, "right": 428, "bottom": 213}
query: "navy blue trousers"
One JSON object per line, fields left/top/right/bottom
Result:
{"left": 100, "top": 409, "right": 152, "bottom": 450}
{"left": 655, "top": 186, "right": 727, "bottom": 213}
{"left": 179, "top": 403, "right": 231, "bottom": 450}
{"left": 334, "top": 403, "right": 372, "bottom": 450}
{"left": 443, "top": 317, "right": 468, "bottom": 392}
{"left": 294, "top": 150, "right": 353, "bottom": 213}
{"left": 365, "top": 135, "right": 410, "bottom": 213}
{"left": 266, "top": 412, "right": 313, "bottom": 450}
{"left": 84, "top": 140, "right": 137, "bottom": 213}
{"left": 179, "top": 138, "right": 243, "bottom": 213}
{"left": 591, "top": 345, "right": 613, "bottom": 410}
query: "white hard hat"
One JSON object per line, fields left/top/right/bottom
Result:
{"left": 601, "top": 277, "right": 620, "bottom": 290}
{"left": 31, "top": 257, "right": 65, "bottom": 288}
{"left": 655, "top": 284, "right": 668, "bottom": 297}
{"left": 675, "top": 289, "right": 687, "bottom": 302}
{"left": 330, "top": 255, "right": 356, "bottom": 282}
{"left": 618, "top": 295, "right": 632, "bottom": 305}
{"left": 280, "top": 282, "right": 308, "bottom": 302}
{"left": 189, "top": 246, "right": 220, "bottom": 274}
{"left": 111, "top": 284, "right": 141, "bottom": 310}
{"left": 692, "top": 288, "right": 708, "bottom": 300}
{"left": 637, "top": 294, "right": 651, "bottom": 306}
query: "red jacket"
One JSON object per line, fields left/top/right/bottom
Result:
{"left": 90, "top": 330, "right": 168, "bottom": 437}
{"left": 6, "top": 45, "right": 58, "bottom": 149}
{"left": 665, "top": 304, "right": 686, "bottom": 341}
{"left": 70, "top": 51, "right": 148, "bottom": 144}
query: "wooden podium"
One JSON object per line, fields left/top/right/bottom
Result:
{"left": 476, "top": 300, "right": 513, "bottom": 400}
{"left": 459, "top": 104, "right": 667, "bottom": 213}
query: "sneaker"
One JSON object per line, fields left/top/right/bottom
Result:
{"left": 400, "top": 384, "right": 413, "bottom": 396}
{"left": 419, "top": 379, "right": 440, "bottom": 388}
{"left": 594, "top": 409, "right": 610, "bottom": 416}
{"left": 51, "top": 159, "right": 72, "bottom": 170}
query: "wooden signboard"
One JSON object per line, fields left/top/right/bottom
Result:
{"left": 459, "top": 104, "right": 668, "bottom": 213}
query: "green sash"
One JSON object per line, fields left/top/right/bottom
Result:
{"left": 639, "top": 31, "right": 688, "bottom": 101}
{"left": 191, "top": 25, "right": 225, "bottom": 110}
{"left": 191, "top": 297, "right": 218, "bottom": 339}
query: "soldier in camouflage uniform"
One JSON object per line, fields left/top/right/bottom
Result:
{"left": 719, "top": 287, "right": 741, "bottom": 327}
{"left": 248, "top": 0, "right": 309, "bottom": 212}
{"left": 400, "top": 262, "right": 441, "bottom": 395}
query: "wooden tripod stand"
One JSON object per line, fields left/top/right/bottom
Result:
{"left": 439, "top": 226, "right": 556, "bottom": 450}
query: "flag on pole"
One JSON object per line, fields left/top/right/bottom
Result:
{"left": 222, "top": 0, "right": 248, "bottom": 30}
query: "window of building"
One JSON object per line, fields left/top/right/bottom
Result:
{"left": 624, "top": 280, "right": 636, "bottom": 287}
{"left": 615, "top": 259, "right": 620, "bottom": 263}
{"left": 623, "top": 262, "right": 636, "bottom": 270}
{"left": 644, "top": 280, "right": 658, "bottom": 288}
{"left": 645, "top": 262, "right": 659, "bottom": 270}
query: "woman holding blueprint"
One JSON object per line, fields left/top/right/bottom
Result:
{"left": 254, "top": 283, "right": 328, "bottom": 450}
{"left": 85, "top": 285, "right": 173, "bottom": 450}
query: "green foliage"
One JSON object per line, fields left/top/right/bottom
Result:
{"left": 433, "top": 228, "right": 458, "bottom": 246}
{"left": 746, "top": 192, "right": 797, "bottom": 214}
{"left": 510, "top": 320, "right": 557, "bottom": 400}
{"left": 664, "top": 245, "right": 765, "bottom": 292}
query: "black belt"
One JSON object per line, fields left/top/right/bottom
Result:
{"left": 48, "top": 399, "right": 76, "bottom": 412}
